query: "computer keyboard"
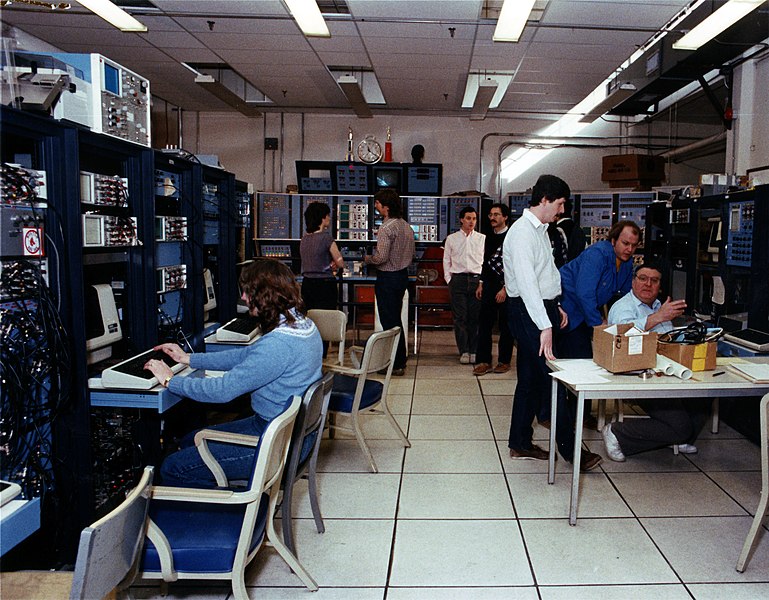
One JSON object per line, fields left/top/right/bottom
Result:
{"left": 216, "top": 317, "right": 261, "bottom": 343}
{"left": 101, "top": 348, "right": 185, "bottom": 390}
{"left": 724, "top": 328, "right": 769, "bottom": 352}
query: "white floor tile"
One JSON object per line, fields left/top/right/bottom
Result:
{"left": 522, "top": 518, "right": 679, "bottom": 585}
{"left": 390, "top": 520, "right": 534, "bottom": 587}
{"left": 479, "top": 379, "right": 517, "bottom": 395}
{"left": 403, "top": 440, "right": 503, "bottom": 473}
{"left": 289, "top": 472, "right": 401, "bottom": 519}
{"left": 538, "top": 584, "right": 692, "bottom": 599}
{"left": 408, "top": 415, "right": 493, "bottom": 440}
{"left": 684, "top": 439, "right": 761, "bottom": 472}
{"left": 414, "top": 379, "right": 482, "bottom": 396}
{"left": 642, "top": 516, "right": 769, "bottom": 583}
{"left": 597, "top": 446, "right": 700, "bottom": 473}
{"left": 245, "top": 587, "right": 385, "bottom": 599}
{"left": 247, "top": 520, "right": 394, "bottom": 587}
{"left": 416, "top": 365, "right": 481, "bottom": 379}
{"left": 707, "top": 470, "right": 763, "bottom": 514}
{"left": 316, "top": 438, "right": 405, "bottom": 472}
{"left": 387, "top": 587, "right": 539, "bottom": 599}
{"left": 508, "top": 473, "right": 633, "bottom": 519}
{"left": 609, "top": 471, "right": 748, "bottom": 517}
{"left": 411, "top": 394, "right": 486, "bottom": 415}
{"left": 398, "top": 473, "right": 514, "bottom": 518}
{"left": 483, "top": 395, "right": 513, "bottom": 415}
{"left": 687, "top": 583, "right": 769, "bottom": 599}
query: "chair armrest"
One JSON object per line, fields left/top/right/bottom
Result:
{"left": 194, "top": 429, "right": 261, "bottom": 447}
{"left": 349, "top": 346, "right": 364, "bottom": 369}
{"left": 325, "top": 364, "right": 362, "bottom": 376}
{"left": 150, "top": 484, "right": 237, "bottom": 502}
{"left": 193, "top": 429, "right": 261, "bottom": 487}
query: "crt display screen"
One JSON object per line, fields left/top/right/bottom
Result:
{"left": 103, "top": 62, "right": 120, "bottom": 95}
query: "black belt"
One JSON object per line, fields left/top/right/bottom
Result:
{"left": 452, "top": 273, "right": 480, "bottom": 277}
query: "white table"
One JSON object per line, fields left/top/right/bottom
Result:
{"left": 546, "top": 358, "right": 769, "bottom": 525}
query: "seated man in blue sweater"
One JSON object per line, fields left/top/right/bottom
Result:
{"left": 144, "top": 259, "right": 323, "bottom": 487}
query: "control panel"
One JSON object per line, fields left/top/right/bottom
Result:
{"left": 155, "top": 216, "right": 188, "bottom": 242}
{"left": 725, "top": 200, "right": 754, "bottom": 267}
{"left": 82, "top": 214, "right": 138, "bottom": 247}
{"left": 0, "top": 206, "right": 45, "bottom": 257}
{"left": 1, "top": 163, "right": 47, "bottom": 204}
{"left": 337, "top": 196, "right": 370, "bottom": 240}
{"left": 578, "top": 193, "right": 613, "bottom": 244}
{"left": 156, "top": 264, "right": 187, "bottom": 293}
{"left": 258, "top": 193, "right": 292, "bottom": 239}
{"left": 405, "top": 197, "right": 439, "bottom": 241}
{"left": 507, "top": 194, "right": 531, "bottom": 221}
{"left": 259, "top": 243, "right": 292, "bottom": 258}
{"left": 80, "top": 171, "right": 129, "bottom": 207}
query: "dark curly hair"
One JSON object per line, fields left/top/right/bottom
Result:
{"left": 239, "top": 259, "right": 304, "bottom": 333}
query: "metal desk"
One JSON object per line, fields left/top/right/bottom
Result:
{"left": 546, "top": 358, "right": 769, "bottom": 525}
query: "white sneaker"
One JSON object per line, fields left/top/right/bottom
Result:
{"left": 469, "top": 353, "right": 476, "bottom": 364}
{"left": 459, "top": 353, "right": 470, "bottom": 364}
{"left": 601, "top": 424, "right": 626, "bottom": 462}
{"left": 674, "top": 443, "right": 698, "bottom": 454}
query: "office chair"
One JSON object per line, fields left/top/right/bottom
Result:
{"left": 307, "top": 309, "right": 348, "bottom": 367}
{"left": 326, "top": 326, "right": 410, "bottom": 473}
{"left": 139, "top": 395, "right": 317, "bottom": 600}
{"left": 281, "top": 371, "right": 335, "bottom": 555}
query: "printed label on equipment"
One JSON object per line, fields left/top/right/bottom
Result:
{"left": 23, "top": 227, "right": 43, "bottom": 256}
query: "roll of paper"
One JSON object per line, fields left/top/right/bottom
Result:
{"left": 656, "top": 354, "right": 692, "bottom": 380}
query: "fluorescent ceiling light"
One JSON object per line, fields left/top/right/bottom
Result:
{"left": 578, "top": 83, "right": 637, "bottom": 123}
{"left": 462, "top": 73, "right": 512, "bottom": 109}
{"left": 470, "top": 80, "right": 498, "bottom": 121}
{"left": 337, "top": 75, "right": 372, "bottom": 118}
{"left": 493, "top": 0, "right": 537, "bottom": 42}
{"left": 285, "top": 0, "right": 330, "bottom": 37}
{"left": 75, "top": 0, "right": 147, "bottom": 32}
{"left": 673, "top": 0, "right": 764, "bottom": 50}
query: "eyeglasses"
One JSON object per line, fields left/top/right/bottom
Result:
{"left": 635, "top": 274, "right": 661, "bottom": 284}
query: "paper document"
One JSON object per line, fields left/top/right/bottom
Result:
{"left": 550, "top": 371, "right": 610, "bottom": 385}
{"left": 727, "top": 363, "right": 769, "bottom": 383}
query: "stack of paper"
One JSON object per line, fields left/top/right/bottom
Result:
{"left": 726, "top": 362, "right": 769, "bottom": 383}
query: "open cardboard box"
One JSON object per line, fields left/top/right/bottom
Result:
{"left": 657, "top": 340, "right": 717, "bottom": 371}
{"left": 592, "top": 323, "right": 658, "bottom": 373}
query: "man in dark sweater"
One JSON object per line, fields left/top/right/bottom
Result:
{"left": 473, "top": 203, "right": 514, "bottom": 375}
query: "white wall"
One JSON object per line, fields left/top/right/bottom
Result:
{"left": 177, "top": 109, "right": 725, "bottom": 198}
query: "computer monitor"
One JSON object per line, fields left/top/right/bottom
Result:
{"left": 404, "top": 164, "right": 442, "bottom": 196}
{"left": 84, "top": 283, "right": 122, "bottom": 364}
{"left": 203, "top": 268, "right": 217, "bottom": 321}
{"left": 373, "top": 165, "right": 402, "bottom": 193}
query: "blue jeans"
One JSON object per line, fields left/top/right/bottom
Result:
{"left": 506, "top": 297, "right": 577, "bottom": 460}
{"left": 375, "top": 268, "right": 409, "bottom": 369}
{"left": 448, "top": 273, "right": 481, "bottom": 355}
{"left": 160, "top": 414, "right": 270, "bottom": 487}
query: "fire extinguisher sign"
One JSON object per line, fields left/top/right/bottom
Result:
{"left": 23, "top": 227, "right": 44, "bottom": 256}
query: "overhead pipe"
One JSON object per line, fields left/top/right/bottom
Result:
{"left": 659, "top": 131, "right": 727, "bottom": 162}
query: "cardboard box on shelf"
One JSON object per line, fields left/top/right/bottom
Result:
{"left": 657, "top": 341, "right": 717, "bottom": 372}
{"left": 592, "top": 324, "right": 658, "bottom": 373}
{"left": 601, "top": 154, "right": 665, "bottom": 189}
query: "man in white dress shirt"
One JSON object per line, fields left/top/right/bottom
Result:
{"left": 443, "top": 206, "right": 485, "bottom": 364}
{"left": 503, "top": 175, "right": 602, "bottom": 471}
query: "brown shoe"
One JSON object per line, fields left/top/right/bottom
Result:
{"left": 509, "top": 445, "right": 549, "bottom": 461}
{"left": 473, "top": 363, "right": 491, "bottom": 376}
{"left": 538, "top": 419, "right": 551, "bottom": 429}
{"left": 579, "top": 450, "right": 602, "bottom": 472}
{"left": 493, "top": 362, "right": 511, "bottom": 373}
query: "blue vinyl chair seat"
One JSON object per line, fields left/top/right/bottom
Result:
{"left": 329, "top": 374, "right": 384, "bottom": 413}
{"left": 141, "top": 494, "right": 269, "bottom": 574}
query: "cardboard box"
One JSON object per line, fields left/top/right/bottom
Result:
{"left": 657, "top": 341, "right": 717, "bottom": 372}
{"left": 592, "top": 324, "right": 658, "bottom": 373}
{"left": 601, "top": 154, "right": 665, "bottom": 186}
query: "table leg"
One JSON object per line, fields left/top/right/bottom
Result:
{"left": 569, "top": 391, "right": 586, "bottom": 526}
{"left": 548, "top": 378, "right": 558, "bottom": 484}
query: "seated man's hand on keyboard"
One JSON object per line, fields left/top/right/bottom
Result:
{"left": 154, "top": 343, "right": 191, "bottom": 365}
